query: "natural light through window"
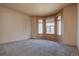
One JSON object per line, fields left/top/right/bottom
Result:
{"left": 57, "top": 16, "right": 62, "bottom": 35}
{"left": 38, "top": 18, "right": 43, "bottom": 34}
{"left": 46, "top": 17, "right": 55, "bottom": 34}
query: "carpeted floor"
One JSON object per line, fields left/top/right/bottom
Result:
{"left": 0, "top": 39, "right": 79, "bottom": 56}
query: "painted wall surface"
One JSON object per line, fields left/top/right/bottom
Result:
{"left": 77, "top": 4, "right": 79, "bottom": 49}
{"left": 63, "top": 4, "right": 77, "bottom": 46}
{"left": 31, "top": 4, "right": 77, "bottom": 46}
{"left": 0, "top": 6, "right": 31, "bottom": 44}
{"left": 31, "top": 17, "right": 37, "bottom": 38}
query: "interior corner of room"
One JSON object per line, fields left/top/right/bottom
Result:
{"left": 0, "top": 3, "right": 79, "bottom": 56}
{"left": 0, "top": 3, "right": 78, "bottom": 48}
{"left": 31, "top": 4, "right": 77, "bottom": 46}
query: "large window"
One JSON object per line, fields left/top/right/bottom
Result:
{"left": 38, "top": 18, "right": 43, "bottom": 34}
{"left": 46, "top": 17, "right": 55, "bottom": 34}
{"left": 57, "top": 16, "right": 62, "bottom": 35}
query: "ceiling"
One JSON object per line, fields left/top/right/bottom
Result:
{"left": 1, "top": 3, "right": 71, "bottom": 16}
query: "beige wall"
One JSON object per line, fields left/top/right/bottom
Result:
{"left": 63, "top": 4, "right": 77, "bottom": 46}
{"left": 0, "top": 6, "right": 31, "bottom": 44}
{"left": 31, "top": 17, "right": 37, "bottom": 38}
{"left": 77, "top": 4, "right": 79, "bottom": 49}
{"left": 31, "top": 4, "right": 77, "bottom": 46}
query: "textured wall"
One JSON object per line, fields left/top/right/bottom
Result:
{"left": 0, "top": 6, "right": 31, "bottom": 44}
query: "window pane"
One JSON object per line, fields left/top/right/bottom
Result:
{"left": 57, "top": 16, "right": 62, "bottom": 35}
{"left": 46, "top": 17, "right": 55, "bottom": 34}
{"left": 38, "top": 18, "right": 43, "bottom": 34}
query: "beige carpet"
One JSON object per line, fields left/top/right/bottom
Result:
{"left": 0, "top": 39, "right": 79, "bottom": 56}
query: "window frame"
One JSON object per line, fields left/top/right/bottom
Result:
{"left": 57, "top": 16, "right": 62, "bottom": 35}
{"left": 37, "top": 17, "right": 43, "bottom": 34}
{"left": 45, "top": 17, "right": 55, "bottom": 34}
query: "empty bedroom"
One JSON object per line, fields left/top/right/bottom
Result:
{"left": 0, "top": 3, "right": 79, "bottom": 56}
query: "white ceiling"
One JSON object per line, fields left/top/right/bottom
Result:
{"left": 1, "top": 3, "right": 71, "bottom": 16}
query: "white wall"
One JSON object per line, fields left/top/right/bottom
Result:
{"left": 0, "top": 6, "right": 31, "bottom": 44}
